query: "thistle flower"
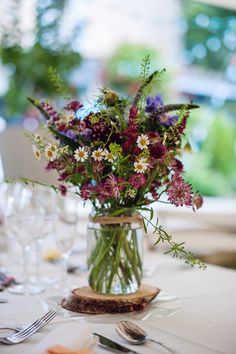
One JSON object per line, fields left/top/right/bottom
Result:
{"left": 74, "top": 147, "right": 88, "bottom": 162}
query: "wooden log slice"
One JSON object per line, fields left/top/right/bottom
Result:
{"left": 61, "top": 284, "right": 160, "bottom": 314}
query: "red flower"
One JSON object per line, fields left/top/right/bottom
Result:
{"left": 167, "top": 176, "right": 193, "bottom": 207}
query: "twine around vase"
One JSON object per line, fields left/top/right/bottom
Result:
{"left": 89, "top": 214, "right": 143, "bottom": 225}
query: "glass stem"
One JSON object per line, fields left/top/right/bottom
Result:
{"left": 61, "top": 252, "right": 69, "bottom": 287}
{"left": 35, "top": 238, "right": 42, "bottom": 281}
{"left": 22, "top": 245, "right": 30, "bottom": 287}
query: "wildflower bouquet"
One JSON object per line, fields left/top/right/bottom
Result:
{"left": 28, "top": 62, "right": 204, "bottom": 294}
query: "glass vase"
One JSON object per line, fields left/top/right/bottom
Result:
{"left": 87, "top": 213, "right": 143, "bottom": 295}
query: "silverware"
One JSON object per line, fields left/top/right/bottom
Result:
{"left": 91, "top": 333, "right": 141, "bottom": 353}
{"left": 0, "top": 298, "right": 8, "bottom": 303}
{"left": 116, "top": 321, "right": 178, "bottom": 354}
{"left": 0, "top": 327, "right": 23, "bottom": 340}
{"left": 0, "top": 309, "right": 57, "bottom": 345}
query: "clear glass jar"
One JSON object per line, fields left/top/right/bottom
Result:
{"left": 87, "top": 214, "right": 143, "bottom": 295}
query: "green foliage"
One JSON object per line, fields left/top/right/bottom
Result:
{"left": 105, "top": 44, "right": 168, "bottom": 96}
{"left": 184, "top": 107, "right": 236, "bottom": 196}
{"left": 0, "top": 1, "right": 81, "bottom": 118}
{"left": 183, "top": 0, "right": 236, "bottom": 70}
{"left": 1, "top": 44, "right": 80, "bottom": 117}
{"left": 48, "top": 67, "right": 71, "bottom": 99}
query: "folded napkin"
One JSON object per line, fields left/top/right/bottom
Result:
{"left": 31, "top": 322, "right": 93, "bottom": 354}
{"left": 47, "top": 345, "right": 90, "bottom": 354}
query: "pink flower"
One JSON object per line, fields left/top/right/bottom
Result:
{"left": 105, "top": 174, "right": 124, "bottom": 199}
{"left": 129, "top": 174, "right": 147, "bottom": 188}
{"left": 167, "top": 176, "right": 193, "bottom": 207}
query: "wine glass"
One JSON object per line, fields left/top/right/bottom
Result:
{"left": 30, "top": 186, "right": 56, "bottom": 287}
{"left": 54, "top": 194, "right": 79, "bottom": 294}
{"left": 6, "top": 212, "right": 45, "bottom": 295}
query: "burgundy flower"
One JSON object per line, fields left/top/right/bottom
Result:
{"left": 80, "top": 184, "right": 94, "bottom": 200}
{"left": 95, "top": 183, "right": 110, "bottom": 204}
{"left": 192, "top": 192, "right": 203, "bottom": 211}
{"left": 41, "top": 101, "right": 60, "bottom": 122}
{"left": 170, "top": 158, "right": 184, "bottom": 175}
{"left": 149, "top": 143, "right": 166, "bottom": 159}
{"left": 59, "top": 184, "right": 67, "bottom": 196}
{"left": 167, "top": 176, "right": 193, "bottom": 207}
{"left": 93, "top": 161, "right": 104, "bottom": 174}
{"left": 64, "top": 100, "right": 83, "bottom": 112}
{"left": 58, "top": 172, "right": 70, "bottom": 181}
{"left": 129, "top": 174, "right": 147, "bottom": 189}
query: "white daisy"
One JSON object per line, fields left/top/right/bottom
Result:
{"left": 32, "top": 145, "right": 41, "bottom": 160}
{"left": 103, "top": 149, "right": 114, "bottom": 163}
{"left": 74, "top": 147, "right": 88, "bottom": 162}
{"left": 92, "top": 148, "right": 104, "bottom": 161}
{"left": 134, "top": 159, "right": 148, "bottom": 174}
{"left": 45, "top": 144, "right": 58, "bottom": 161}
{"left": 137, "top": 134, "right": 150, "bottom": 150}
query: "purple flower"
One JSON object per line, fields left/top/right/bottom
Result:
{"left": 81, "top": 128, "right": 92, "bottom": 141}
{"left": 65, "top": 130, "right": 77, "bottom": 140}
{"left": 145, "top": 94, "right": 163, "bottom": 113}
{"left": 158, "top": 114, "right": 178, "bottom": 127}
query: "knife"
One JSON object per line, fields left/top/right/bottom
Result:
{"left": 91, "top": 332, "right": 141, "bottom": 353}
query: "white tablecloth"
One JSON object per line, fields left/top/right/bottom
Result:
{"left": 1, "top": 244, "right": 236, "bottom": 354}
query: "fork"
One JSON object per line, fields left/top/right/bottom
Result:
{"left": 0, "top": 309, "right": 57, "bottom": 345}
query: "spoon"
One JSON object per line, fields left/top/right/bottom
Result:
{"left": 116, "top": 321, "right": 178, "bottom": 354}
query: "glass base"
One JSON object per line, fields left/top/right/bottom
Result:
{"left": 53, "top": 280, "right": 75, "bottom": 296}
{"left": 30, "top": 275, "right": 57, "bottom": 287}
{"left": 8, "top": 282, "right": 45, "bottom": 295}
